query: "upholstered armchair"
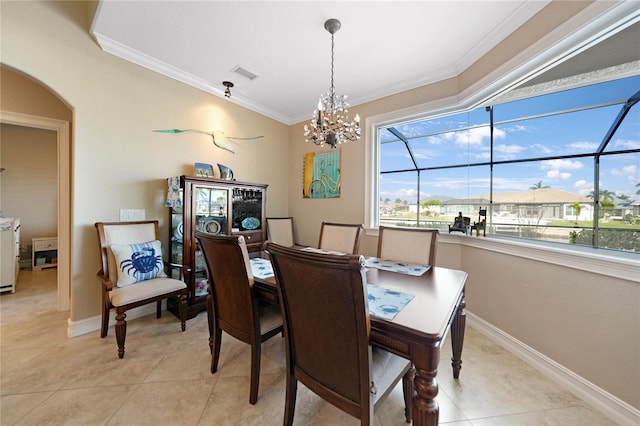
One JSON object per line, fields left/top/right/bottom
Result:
{"left": 95, "top": 221, "right": 187, "bottom": 359}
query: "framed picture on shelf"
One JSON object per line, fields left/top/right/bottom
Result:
{"left": 195, "top": 162, "right": 214, "bottom": 178}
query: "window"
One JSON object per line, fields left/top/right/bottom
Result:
{"left": 370, "top": 75, "right": 640, "bottom": 253}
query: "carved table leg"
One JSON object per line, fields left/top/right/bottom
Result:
{"left": 412, "top": 345, "right": 440, "bottom": 426}
{"left": 451, "top": 292, "right": 466, "bottom": 379}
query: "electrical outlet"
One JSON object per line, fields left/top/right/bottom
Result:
{"left": 119, "top": 209, "right": 146, "bottom": 221}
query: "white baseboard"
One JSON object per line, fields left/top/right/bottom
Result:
{"left": 67, "top": 303, "right": 160, "bottom": 337}
{"left": 467, "top": 311, "right": 640, "bottom": 425}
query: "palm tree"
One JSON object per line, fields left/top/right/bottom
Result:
{"left": 530, "top": 181, "right": 550, "bottom": 190}
{"left": 569, "top": 201, "right": 582, "bottom": 224}
{"left": 599, "top": 189, "right": 616, "bottom": 202}
{"left": 600, "top": 199, "right": 615, "bottom": 218}
{"left": 586, "top": 189, "right": 616, "bottom": 202}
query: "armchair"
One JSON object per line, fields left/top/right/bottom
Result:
{"left": 95, "top": 220, "right": 187, "bottom": 359}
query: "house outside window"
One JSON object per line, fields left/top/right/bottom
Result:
{"left": 370, "top": 74, "right": 640, "bottom": 253}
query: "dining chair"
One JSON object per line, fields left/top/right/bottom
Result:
{"left": 194, "top": 231, "right": 283, "bottom": 405}
{"left": 264, "top": 241, "right": 413, "bottom": 425}
{"left": 95, "top": 221, "right": 187, "bottom": 359}
{"left": 318, "top": 221, "right": 364, "bottom": 254}
{"left": 377, "top": 226, "right": 439, "bottom": 266}
{"left": 266, "top": 217, "right": 296, "bottom": 247}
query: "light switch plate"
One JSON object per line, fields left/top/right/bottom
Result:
{"left": 120, "top": 209, "right": 146, "bottom": 221}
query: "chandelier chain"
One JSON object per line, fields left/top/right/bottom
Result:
{"left": 330, "top": 32, "right": 335, "bottom": 104}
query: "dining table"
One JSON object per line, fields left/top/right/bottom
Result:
{"left": 250, "top": 250, "right": 468, "bottom": 426}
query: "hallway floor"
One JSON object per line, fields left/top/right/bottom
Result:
{"left": 1, "top": 269, "right": 615, "bottom": 425}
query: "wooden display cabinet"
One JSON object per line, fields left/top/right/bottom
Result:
{"left": 167, "top": 175, "right": 267, "bottom": 318}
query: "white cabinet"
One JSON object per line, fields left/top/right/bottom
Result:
{"left": 32, "top": 237, "right": 58, "bottom": 270}
{"left": 1, "top": 217, "right": 20, "bottom": 293}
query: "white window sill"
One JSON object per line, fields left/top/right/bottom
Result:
{"left": 438, "top": 232, "right": 639, "bottom": 282}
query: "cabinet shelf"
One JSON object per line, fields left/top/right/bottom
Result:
{"left": 168, "top": 175, "right": 267, "bottom": 319}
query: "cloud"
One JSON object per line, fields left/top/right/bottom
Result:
{"left": 530, "top": 143, "right": 553, "bottom": 155}
{"left": 610, "top": 139, "right": 640, "bottom": 150}
{"left": 569, "top": 141, "right": 598, "bottom": 151}
{"left": 574, "top": 179, "right": 592, "bottom": 196}
{"left": 541, "top": 159, "right": 583, "bottom": 171}
{"left": 611, "top": 164, "right": 637, "bottom": 177}
{"left": 546, "top": 170, "right": 571, "bottom": 180}
{"left": 436, "top": 126, "right": 507, "bottom": 146}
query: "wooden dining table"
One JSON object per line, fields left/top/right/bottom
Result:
{"left": 250, "top": 251, "right": 468, "bottom": 425}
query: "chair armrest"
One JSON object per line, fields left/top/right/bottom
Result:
{"left": 96, "top": 270, "right": 114, "bottom": 291}
{"left": 166, "top": 261, "right": 189, "bottom": 280}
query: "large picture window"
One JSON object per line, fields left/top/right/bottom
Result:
{"left": 373, "top": 75, "right": 640, "bottom": 253}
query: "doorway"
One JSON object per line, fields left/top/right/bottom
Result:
{"left": 0, "top": 111, "right": 70, "bottom": 311}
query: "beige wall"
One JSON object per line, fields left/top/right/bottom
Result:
{"left": 1, "top": 124, "right": 57, "bottom": 245}
{"left": 1, "top": 0, "right": 637, "bottom": 413}
{"left": 1, "top": 1, "right": 291, "bottom": 321}
{"left": 459, "top": 243, "right": 638, "bottom": 410}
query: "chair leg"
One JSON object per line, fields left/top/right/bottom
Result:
{"left": 115, "top": 311, "right": 127, "bottom": 359}
{"left": 283, "top": 373, "right": 297, "bottom": 426}
{"left": 100, "top": 305, "right": 110, "bottom": 338}
{"left": 249, "top": 341, "right": 261, "bottom": 405}
{"left": 207, "top": 292, "right": 214, "bottom": 354}
{"left": 156, "top": 300, "right": 162, "bottom": 318}
{"left": 211, "top": 325, "right": 222, "bottom": 374}
{"left": 178, "top": 293, "right": 187, "bottom": 332}
{"left": 402, "top": 367, "right": 415, "bottom": 423}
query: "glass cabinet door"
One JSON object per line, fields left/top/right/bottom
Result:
{"left": 194, "top": 186, "right": 228, "bottom": 234}
{"left": 231, "top": 187, "right": 263, "bottom": 232}
{"left": 193, "top": 186, "right": 228, "bottom": 297}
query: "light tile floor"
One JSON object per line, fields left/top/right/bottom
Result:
{"left": 1, "top": 269, "right": 615, "bottom": 425}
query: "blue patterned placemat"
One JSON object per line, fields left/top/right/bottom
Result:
{"left": 364, "top": 257, "right": 430, "bottom": 276}
{"left": 249, "top": 258, "right": 274, "bottom": 279}
{"left": 366, "top": 284, "right": 415, "bottom": 320}
{"left": 300, "top": 247, "right": 347, "bottom": 255}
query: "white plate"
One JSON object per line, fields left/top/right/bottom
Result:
{"left": 205, "top": 219, "right": 221, "bottom": 234}
{"left": 173, "top": 222, "right": 183, "bottom": 239}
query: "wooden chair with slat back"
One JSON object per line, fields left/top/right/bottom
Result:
{"left": 195, "top": 231, "right": 283, "bottom": 405}
{"left": 265, "top": 241, "right": 413, "bottom": 425}
{"left": 266, "top": 217, "right": 296, "bottom": 247}
{"left": 318, "top": 221, "right": 364, "bottom": 254}
{"left": 95, "top": 221, "right": 187, "bottom": 359}
{"left": 377, "top": 226, "right": 439, "bottom": 266}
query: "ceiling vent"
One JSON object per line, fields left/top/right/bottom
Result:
{"left": 231, "top": 65, "right": 258, "bottom": 81}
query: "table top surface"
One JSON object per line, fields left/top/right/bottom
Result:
{"left": 252, "top": 252, "right": 467, "bottom": 343}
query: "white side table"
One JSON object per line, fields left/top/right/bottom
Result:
{"left": 32, "top": 237, "right": 58, "bottom": 270}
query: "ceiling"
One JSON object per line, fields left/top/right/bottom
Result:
{"left": 91, "top": 1, "right": 639, "bottom": 125}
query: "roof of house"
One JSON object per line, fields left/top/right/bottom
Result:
{"left": 445, "top": 188, "right": 590, "bottom": 204}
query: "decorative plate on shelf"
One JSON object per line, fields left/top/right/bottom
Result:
{"left": 241, "top": 217, "right": 260, "bottom": 230}
{"left": 173, "top": 222, "right": 183, "bottom": 240}
{"left": 204, "top": 219, "right": 221, "bottom": 234}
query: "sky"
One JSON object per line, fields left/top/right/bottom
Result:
{"left": 378, "top": 75, "right": 640, "bottom": 204}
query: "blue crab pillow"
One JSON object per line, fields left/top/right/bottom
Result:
{"left": 110, "top": 240, "right": 168, "bottom": 287}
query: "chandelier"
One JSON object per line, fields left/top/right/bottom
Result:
{"left": 304, "top": 18, "right": 360, "bottom": 148}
